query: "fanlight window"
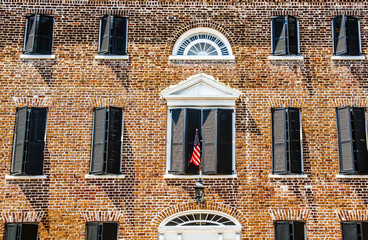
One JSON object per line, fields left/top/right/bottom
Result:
{"left": 164, "top": 212, "right": 237, "bottom": 227}
{"left": 171, "top": 27, "right": 234, "bottom": 60}
{"left": 177, "top": 33, "right": 229, "bottom": 56}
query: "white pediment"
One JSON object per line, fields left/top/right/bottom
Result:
{"left": 160, "top": 74, "right": 241, "bottom": 107}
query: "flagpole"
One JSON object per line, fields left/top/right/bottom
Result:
{"left": 199, "top": 128, "right": 203, "bottom": 183}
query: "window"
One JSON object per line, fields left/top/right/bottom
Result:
{"left": 274, "top": 221, "right": 305, "bottom": 240}
{"left": 170, "top": 27, "right": 234, "bottom": 60}
{"left": 332, "top": 15, "right": 361, "bottom": 56}
{"left": 161, "top": 74, "right": 240, "bottom": 177}
{"left": 86, "top": 222, "right": 118, "bottom": 240}
{"left": 342, "top": 222, "right": 368, "bottom": 240}
{"left": 271, "top": 108, "right": 302, "bottom": 174}
{"left": 90, "top": 107, "right": 123, "bottom": 175}
{"left": 271, "top": 16, "right": 299, "bottom": 56}
{"left": 11, "top": 107, "right": 47, "bottom": 176}
{"left": 336, "top": 106, "right": 368, "bottom": 174}
{"left": 4, "top": 223, "right": 38, "bottom": 240}
{"left": 159, "top": 210, "right": 241, "bottom": 240}
{"left": 23, "top": 14, "right": 54, "bottom": 55}
{"left": 169, "top": 108, "right": 233, "bottom": 175}
{"left": 98, "top": 15, "right": 128, "bottom": 55}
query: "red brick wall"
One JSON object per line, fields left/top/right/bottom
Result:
{"left": 1, "top": 0, "right": 368, "bottom": 239}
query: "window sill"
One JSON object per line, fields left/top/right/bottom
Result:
{"left": 85, "top": 174, "right": 126, "bottom": 179}
{"left": 94, "top": 55, "right": 129, "bottom": 60}
{"left": 331, "top": 55, "right": 365, "bottom": 60}
{"left": 268, "top": 174, "right": 308, "bottom": 179}
{"left": 164, "top": 174, "right": 237, "bottom": 179}
{"left": 5, "top": 174, "right": 47, "bottom": 180}
{"left": 336, "top": 174, "right": 368, "bottom": 179}
{"left": 268, "top": 55, "right": 304, "bottom": 61}
{"left": 20, "top": 54, "right": 56, "bottom": 59}
{"left": 169, "top": 55, "right": 235, "bottom": 61}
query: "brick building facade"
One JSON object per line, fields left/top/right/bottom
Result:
{"left": 1, "top": 0, "right": 368, "bottom": 239}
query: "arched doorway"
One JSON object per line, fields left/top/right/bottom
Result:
{"left": 158, "top": 210, "right": 241, "bottom": 240}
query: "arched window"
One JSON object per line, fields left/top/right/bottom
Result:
{"left": 170, "top": 28, "right": 234, "bottom": 60}
{"left": 158, "top": 210, "right": 241, "bottom": 240}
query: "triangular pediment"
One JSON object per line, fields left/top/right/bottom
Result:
{"left": 161, "top": 74, "right": 241, "bottom": 107}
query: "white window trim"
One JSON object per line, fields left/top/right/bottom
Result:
{"left": 165, "top": 107, "right": 236, "bottom": 176}
{"left": 5, "top": 175, "right": 47, "bottom": 180}
{"left": 268, "top": 174, "right": 308, "bottom": 179}
{"left": 268, "top": 56, "right": 304, "bottom": 61}
{"left": 164, "top": 174, "right": 237, "bottom": 179}
{"left": 171, "top": 27, "right": 234, "bottom": 60}
{"left": 336, "top": 174, "right": 368, "bottom": 179}
{"left": 85, "top": 174, "right": 126, "bottom": 179}
{"left": 20, "top": 54, "right": 56, "bottom": 59}
{"left": 94, "top": 55, "right": 129, "bottom": 60}
{"left": 158, "top": 210, "right": 242, "bottom": 240}
{"left": 331, "top": 55, "right": 366, "bottom": 60}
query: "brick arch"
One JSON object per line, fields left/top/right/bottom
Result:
{"left": 151, "top": 201, "right": 247, "bottom": 228}
{"left": 167, "top": 20, "right": 237, "bottom": 50}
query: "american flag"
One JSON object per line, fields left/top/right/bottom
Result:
{"left": 189, "top": 130, "right": 201, "bottom": 166}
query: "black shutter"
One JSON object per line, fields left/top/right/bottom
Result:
{"left": 20, "top": 223, "right": 38, "bottom": 240}
{"left": 337, "top": 106, "right": 355, "bottom": 174}
{"left": 23, "top": 14, "right": 37, "bottom": 53}
{"left": 170, "top": 109, "right": 185, "bottom": 174}
{"left": 293, "top": 222, "right": 305, "bottom": 240}
{"left": 333, "top": 15, "right": 348, "bottom": 55}
{"left": 112, "top": 16, "right": 127, "bottom": 55}
{"left": 37, "top": 15, "right": 54, "bottom": 54}
{"left": 12, "top": 107, "right": 28, "bottom": 175}
{"left": 86, "top": 223, "right": 98, "bottom": 240}
{"left": 186, "top": 109, "right": 201, "bottom": 174}
{"left": 102, "top": 223, "right": 118, "bottom": 240}
{"left": 352, "top": 108, "right": 368, "bottom": 173}
{"left": 91, "top": 108, "right": 107, "bottom": 174}
{"left": 288, "top": 108, "right": 302, "bottom": 174}
{"left": 202, "top": 109, "right": 217, "bottom": 175}
{"left": 25, "top": 108, "right": 47, "bottom": 175}
{"left": 272, "top": 16, "right": 287, "bottom": 55}
{"left": 362, "top": 222, "right": 368, "bottom": 240}
{"left": 217, "top": 109, "right": 233, "bottom": 174}
{"left": 272, "top": 108, "right": 288, "bottom": 174}
{"left": 347, "top": 16, "right": 361, "bottom": 56}
{"left": 4, "top": 223, "right": 17, "bottom": 240}
{"left": 106, "top": 107, "right": 123, "bottom": 174}
{"left": 287, "top": 16, "right": 298, "bottom": 55}
{"left": 99, "top": 15, "right": 111, "bottom": 54}
{"left": 275, "top": 221, "right": 290, "bottom": 240}
{"left": 342, "top": 222, "right": 358, "bottom": 240}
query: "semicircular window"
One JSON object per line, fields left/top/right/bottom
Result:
{"left": 171, "top": 27, "right": 234, "bottom": 59}
{"left": 177, "top": 33, "right": 228, "bottom": 56}
{"left": 164, "top": 212, "right": 237, "bottom": 227}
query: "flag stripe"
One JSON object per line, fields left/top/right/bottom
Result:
{"left": 189, "top": 131, "right": 201, "bottom": 166}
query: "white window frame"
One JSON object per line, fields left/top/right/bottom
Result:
{"left": 169, "top": 27, "right": 235, "bottom": 61}
{"left": 161, "top": 74, "right": 241, "bottom": 178}
{"left": 158, "top": 210, "right": 241, "bottom": 240}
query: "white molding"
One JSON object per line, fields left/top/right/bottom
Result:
{"left": 172, "top": 27, "right": 234, "bottom": 57}
{"left": 169, "top": 55, "right": 235, "bottom": 61}
{"left": 331, "top": 55, "right": 366, "bottom": 60}
{"left": 94, "top": 55, "right": 129, "bottom": 60}
{"left": 160, "top": 73, "right": 241, "bottom": 107}
{"left": 85, "top": 174, "right": 126, "bottom": 179}
{"left": 336, "top": 174, "right": 368, "bottom": 179}
{"left": 159, "top": 210, "right": 242, "bottom": 227}
{"left": 5, "top": 175, "right": 47, "bottom": 180}
{"left": 20, "top": 54, "right": 56, "bottom": 59}
{"left": 268, "top": 55, "right": 304, "bottom": 61}
{"left": 164, "top": 174, "right": 237, "bottom": 179}
{"left": 268, "top": 174, "right": 308, "bottom": 179}
{"left": 159, "top": 226, "right": 242, "bottom": 233}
